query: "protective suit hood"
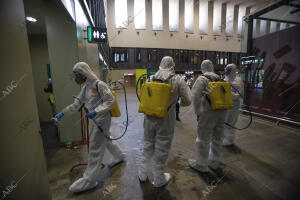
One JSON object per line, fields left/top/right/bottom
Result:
{"left": 73, "top": 62, "right": 99, "bottom": 87}
{"left": 224, "top": 64, "right": 238, "bottom": 82}
{"left": 201, "top": 60, "right": 214, "bottom": 74}
{"left": 155, "top": 56, "right": 175, "bottom": 81}
{"left": 200, "top": 60, "right": 219, "bottom": 81}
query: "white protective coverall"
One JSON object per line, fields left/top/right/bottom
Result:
{"left": 61, "top": 62, "right": 125, "bottom": 192}
{"left": 223, "top": 64, "right": 244, "bottom": 146}
{"left": 189, "top": 60, "right": 227, "bottom": 172}
{"left": 138, "top": 56, "right": 192, "bottom": 187}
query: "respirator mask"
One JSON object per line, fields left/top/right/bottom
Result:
{"left": 225, "top": 67, "right": 232, "bottom": 76}
{"left": 74, "top": 72, "right": 87, "bottom": 84}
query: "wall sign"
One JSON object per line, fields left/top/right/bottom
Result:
{"left": 87, "top": 26, "right": 107, "bottom": 43}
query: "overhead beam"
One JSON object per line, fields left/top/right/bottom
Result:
{"left": 249, "top": 0, "right": 292, "bottom": 19}
{"left": 79, "top": 0, "right": 95, "bottom": 26}
{"left": 256, "top": 16, "right": 300, "bottom": 24}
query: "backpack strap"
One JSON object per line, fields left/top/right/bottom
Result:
{"left": 200, "top": 75, "right": 212, "bottom": 105}
{"left": 152, "top": 75, "right": 174, "bottom": 112}
{"left": 95, "top": 81, "right": 100, "bottom": 95}
{"left": 201, "top": 74, "right": 213, "bottom": 82}
{"left": 152, "top": 74, "right": 174, "bottom": 84}
{"left": 95, "top": 81, "right": 104, "bottom": 102}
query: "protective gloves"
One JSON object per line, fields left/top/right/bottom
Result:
{"left": 53, "top": 112, "right": 64, "bottom": 124}
{"left": 86, "top": 110, "right": 97, "bottom": 119}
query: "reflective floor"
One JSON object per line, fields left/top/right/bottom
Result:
{"left": 45, "top": 89, "right": 300, "bottom": 200}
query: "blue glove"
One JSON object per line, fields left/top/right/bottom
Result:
{"left": 53, "top": 112, "right": 64, "bottom": 124}
{"left": 86, "top": 110, "right": 97, "bottom": 119}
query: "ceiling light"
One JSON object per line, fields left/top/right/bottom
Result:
{"left": 26, "top": 16, "right": 37, "bottom": 22}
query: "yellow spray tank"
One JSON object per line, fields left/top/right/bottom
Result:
{"left": 95, "top": 80, "right": 121, "bottom": 117}
{"left": 110, "top": 91, "right": 121, "bottom": 117}
{"left": 208, "top": 81, "right": 234, "bottom": 110}
{"left": 138, "top": 82, "right": 172, "bottom": 118}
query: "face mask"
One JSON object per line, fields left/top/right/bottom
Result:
{"left": 225, "top": 67, "right": 232, "bottom": 76}
{"left": 74, "top": 72, "right": 86, "bottom": 84}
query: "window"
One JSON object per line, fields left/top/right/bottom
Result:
{"left": 185, "top": 0, "right": 194, "bottom": 33}
{"left": 216, "top": 52, "right": 220, "bottom": 64}
{"left": 113, "top": 49, "right": 128, "bottom": 63}
{"left": 147, "top": 49, "right": 152, "bottom": 62}
{"left": 225, "top": 4, "right": 234, "bottom": 36}
{"left": 203, "top": 51, "right": 207, "bottom": 60}
{"left": 270, "top": 21, "right": 277, "bottom": 33}
{"left": 198, "top": 51, "right": 203, "bottom": 65}
{"left": 120, "top": 53, "right": 125, "bottom": 62}
{"left": 184, "top": 50, "right": 189, "bottom": 64}
{"left": 152, "top": 0, "right": 163, "bottom": 30}
{"left": 114, "top": 53, "right": 120, "bottom": 63}
{"left": 115, "top": 0, "right": 128, "bottom": 28}
{"left": 280, "top": 23, "right": 287, "bottom": 30}
{"left": 169, "top": 0, "right": 179, "bottom": 31}
{"left": 136, "top": 49, "right": 141, "bottom": 63}
{"left": 193, "top": 52, "right": 199, "bottom": 65}
{"left": 152, "top": 49, "right": 157, "bottom": 63}
{"left": 199, "top": 0, "right": 208, "bottom": 34}
{"left": 134, "top": 0, "right": 146, "bottom": 29}
{"left": 180, "top": 50, "right": 184, "bottom": 64}
{"left": 237, "top": 6, "right": 246, "bottom": 36}
{"left": 213, "top": 2, "right": 222, "bottom": 35}
{"left": 173, "top": 50, "right": 180, "bottom": 64}
{"left": 254, "top": 69, "right": 264, "bottom": 88}
{"left": 260, "top": 20, "right": 267, "bottom": 36}
{"left": 189, "top": 51, "right": 194, "bottom": 64}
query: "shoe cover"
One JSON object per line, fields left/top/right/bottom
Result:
{"left": 188, "top": 159, "right": 208, "bottom": 172}
{"left": 138, "top": 170, "right": 148, "bottom": 182}
{"left": 152, "top": 173, "right": 171, "bottom": 187}
{"left": 69, "top": 178, "right": 98, "bottom": 193}
{"left": 108, "top": 153, "right": 126, "bottom": 168}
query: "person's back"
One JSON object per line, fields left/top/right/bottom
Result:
{"left": 139, "top": 56, "right": 192, "bottom": 187}
{"left": 223, "top": 64, "right": 244, "bottom": 152}
{"left": 189, "top": 60, "right": 227, "bottom": 184}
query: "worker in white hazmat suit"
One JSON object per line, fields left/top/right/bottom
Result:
{"left": 53, "top": 62, "right": 125, "bottom": 193}
{"left": 138, "top": 56, "right": 192, "bottom": 187}
{"left": 188, "top": 60, "right": 227, "bottom": 184}
{"left": 223, "top": 64, "right": 244, "bottom": 153}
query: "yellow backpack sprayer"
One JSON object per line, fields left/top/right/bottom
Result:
{"left": 201, "top": 74, "right": 252, "bottom": 130}
{"left": 201, "top": 75, "right": 234, "bottom": 110}
{"left": 136, "top": 74, "right": 173, "bottom": 118}
{"left": 94, "top": 80, "right": 129, "bottom": 140}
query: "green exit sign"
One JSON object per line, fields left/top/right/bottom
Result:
{"left": 87, "top": 26, "right": 107, "bottom": 43}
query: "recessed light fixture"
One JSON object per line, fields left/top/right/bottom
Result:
{"left": 26, "top": 16, "right": 37, "bottom": 22}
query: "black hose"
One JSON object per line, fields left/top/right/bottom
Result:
{"left": 109, "top": 81, "right": 128, "bottom": 140}
{"left": 73, "top": 81, "right": 129, "bottom": 140}
{"left": 225, "top": 85, "right": 252, "bottom": 130}
{"left": 136, "top": 73, "right": 148, "bottom": 102}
